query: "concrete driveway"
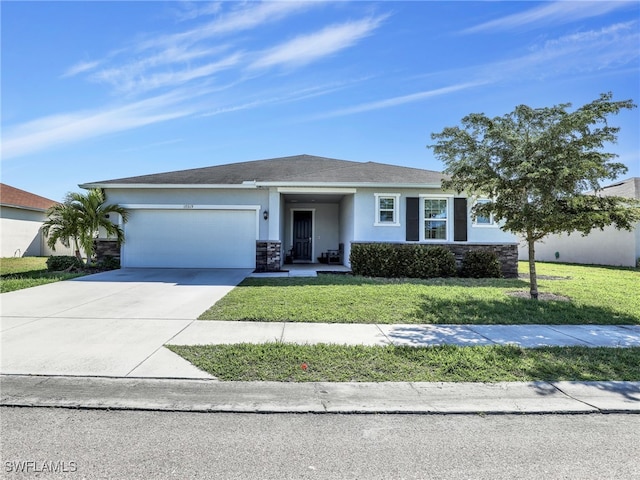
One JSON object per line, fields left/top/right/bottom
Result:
{"left": 0, "top": 268, "right": 251, "bottom": 378}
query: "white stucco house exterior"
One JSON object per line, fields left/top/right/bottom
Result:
{"left": 519, "top": 177, "right": 640, "bottom": 267}
{"left": 81, "top": 155, "right": 518, "bottom": 272}
{"left": 0, "top": 183, "right": 60, "bottom": 257}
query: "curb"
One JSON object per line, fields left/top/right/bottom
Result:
{"left": 1, "top": 375, "right": 639, "bottom": 414}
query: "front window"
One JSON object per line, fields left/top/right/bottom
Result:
{"left": 474, "top": 199, "right": 494, "bottom": 225}
{"left": 374, "top": 194, "right": 400, "bottom": 226}
{"left": 424, "top": 198, "right": 448, "bottom": 240}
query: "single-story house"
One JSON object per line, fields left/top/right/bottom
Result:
{"left": 81, "top": 155, "right": 518, "bottom": 273}
{"left": 0, "top": 183, "right": 68, "bottom": 257}
{"left": 519, "top": 177, "right": 640, "bottom": 267}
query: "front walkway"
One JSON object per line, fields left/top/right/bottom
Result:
{"left": 251, "top": 263, "right": 351, "bottom": 278}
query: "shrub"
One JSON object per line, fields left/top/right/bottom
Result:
{"left": 347, "top": 243, "right": 370, "bottom": 276}
{"left": 460, "top": 250, "right": 502, "bottom": 278}
{"left": 349, "top": 243, "right": 398, "bottom": 277}
{"left": 98, "top": 256, "right": 120, "bottom": 270}
{"left": 350, "top": 243, "right": 456, "bottom": 279}
{"left": 418, "top": 245, "right": 457, "bottom": 278}
{"left": 46, "top": 255, "right": 82, "bottom": 271}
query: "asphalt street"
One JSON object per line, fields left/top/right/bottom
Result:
{"left": 2, "top": 407, "right": 639, "bottom": 480}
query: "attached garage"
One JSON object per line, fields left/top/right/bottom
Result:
{"left": 122, "top": 207, "right": 259, "bottom": 268}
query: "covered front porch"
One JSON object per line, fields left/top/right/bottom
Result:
{"left": 266, "top": 187, "right": 355, "bottom": 268}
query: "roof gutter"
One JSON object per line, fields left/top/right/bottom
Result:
{"left": 259, "top": 181, "right": 445, "bottom": 189}
{"left": 79, "top": 181, "right": 446, "bottom": 190}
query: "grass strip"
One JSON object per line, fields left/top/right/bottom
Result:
{"left": 198, "top": 263, "right": 640, "bottom": 325}
{"left": 167, "top": 343, "right": 640, "bottom": 382}
{"left": 0, "top": 257, "right": 83, "bottom": 293}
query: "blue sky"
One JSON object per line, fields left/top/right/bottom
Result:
{"left": 2, "top": 1, "right": 639, "bottom": 202}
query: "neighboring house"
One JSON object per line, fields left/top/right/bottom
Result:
{"left": 80, "top": 155, "right": 518, "bottom": 272}
{"left": 0, "top": 183, "right": 60, "bottom": 257}
{"left": 518, "top": 177, "right": 640, "bottom": 267}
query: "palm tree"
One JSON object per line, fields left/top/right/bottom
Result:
{"left": 43, "top": 189, "right": 128, "bottom": 265}
{"left": 42, "top": 198, "right": 83, "bottom": 262}
{"left": 72, "top": 189, "right": 128, "bottom": 264}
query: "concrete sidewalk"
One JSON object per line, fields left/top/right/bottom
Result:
{"left": 2, "top": 375, "right": 638, "bottom": 414}
{"left": 170, "top": 321, "right": 640, "bottom": 348}
{"left": 2, "top": 320, "right": 639, "bottom": 379}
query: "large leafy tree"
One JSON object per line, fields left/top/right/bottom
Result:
{"left": 43, "top": 189, "right": 128, "bottom": 265}
{"left": 429, "top": 92, "right": 639, "bottom": 299}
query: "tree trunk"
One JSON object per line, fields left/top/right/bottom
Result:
{"left": 73, "top": 238, "right": 84, "bottom": 266}
{"left": 527, "top": 236, "right": 538, "bottom": 300}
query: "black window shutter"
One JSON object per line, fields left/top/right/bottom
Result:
{"left": 453, "top": 198, "right": 468, "bottom": 242}
{"left": 406, "top": 197, "right": 419, "bottom": 241}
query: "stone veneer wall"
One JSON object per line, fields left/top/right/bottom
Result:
{"left": 350, "top": 242, "right": 519, "bottom": 278}
{"left": 94, "top": 239, "right": 120, "bottom": 262}
{"left": 445, "top": 243, "right": 519, "bottom": 278}
{"left": 256, "top": 240, "right": 282, "bottom": 272}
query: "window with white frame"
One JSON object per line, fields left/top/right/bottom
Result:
{"left": 474, "top": 199, "right": 494, "bottom": 226}
{"left": 374, "top": 194, "right": 400, "bottom": 226}
{"left": 423, "top": 198, "right": 448, "bottom": 240}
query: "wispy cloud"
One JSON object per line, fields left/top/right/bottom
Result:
{"left": 93, "top": 50, "right": 241, "bottom": 94}
{"left": 314, "top": 19, "right": 639, "bottom": 120}
{"left": 204, "top": 1, "right": 322, "bottom": 36}
{"left": 462, "top": 1, "right": 632, "bottom": 34}
{"left": 249, "top": 15, "right": 387, "bottom": 70}
{"left": 63, "top": 2, "right": 331, "bottom": 96}
{"left": 480, "top": 21, "right": 640, "bottom": 80}
{"left": 414, "top": 21, "right": 639, "bottom": 89}
{"left": 61, "top": 60, "right": 103, "bottom": 78}
{"left": 8, "top": 2, "right": 387, "bottom": 160}
{"left": 172, "top": 1, "right": 223, "bottom": 22}
{"left": 1, "top": 89, "right": 203, "bottom": 160}
{"left": 313, "top": 81, "right": 487, "bottom": 119}
{"left": 60, "top": 4, "right": 384, "bottom": 98}
{"left": 140, "top": 1, "right": 323, "bottom": 52}
{"left": 200, "top": 79, "right": 366, "bottom": 117}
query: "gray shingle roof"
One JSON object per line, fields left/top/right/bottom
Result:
{"left": 87, "top": 154, "right": 447, "bottom": 186}
{"left": 598, "top": 177, "right": 640, "bottom": 199}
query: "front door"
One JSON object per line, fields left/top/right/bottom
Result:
{"left": 293, "top": 211, "right": 313, "bottom": 261}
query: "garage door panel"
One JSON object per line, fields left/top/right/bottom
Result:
{"left": 123, "top": 210, "right": 256, "bottom": 268}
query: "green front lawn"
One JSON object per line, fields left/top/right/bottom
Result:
{"left": 167, "top": 343, "right": 640, "bottom": 382}
{"left": 199, "top": 262, "right": 639, "bottom": 325}
{"left": 0, "top": 257, "right": 84, "bottom": 293}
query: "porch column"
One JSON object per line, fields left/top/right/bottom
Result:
{"left": 268, "top": 187, "right": 280, "bottom": 240}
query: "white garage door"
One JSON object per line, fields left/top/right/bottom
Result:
{"left": 122, "top": 209, "right": 257, "bottom": 268}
